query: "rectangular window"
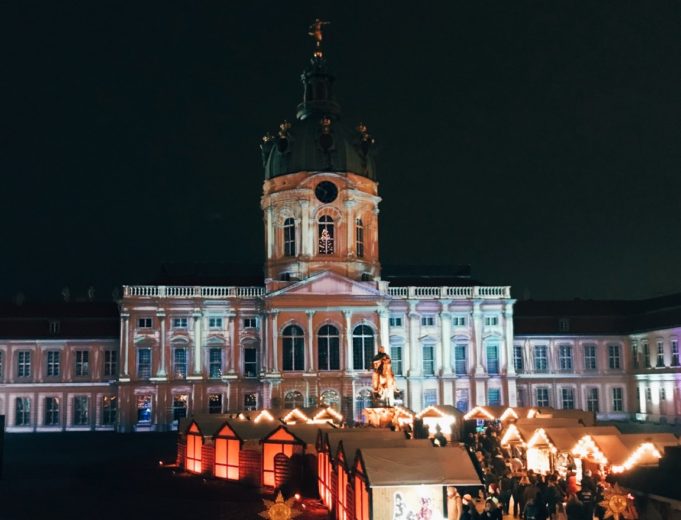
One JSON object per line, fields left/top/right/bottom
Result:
{"left": 209, "top": 348, "right": 222, "bottom": 378}
{"left": 534, "top": 345, "right": 548, "bottom": 373}
{"left": 660, "top": 387, "right": 666, "bottom": 401}
{"left": 645, "top": 387, "right": 652, "bottom": 401}
{"left": 15, "top": 397, "right": 31, "bottom": 426}
{"left": 17, "top": 351, "right": 31, "bottom": 378}
{"left": 586, "top": 388, "right": 599, "bottom": 413}
{"left": 632, "top": 342, "right": 639, "bottom": 369}
{"left": 243, "top": 347, "right": 258, "bottom": 378}
{"left": 49, "top": 320, "right": 60, "bottom": 334}
{"left": 388, "top": 315, "right": 403, "bottom": 327}
{"left": 355, "top": 218, "right": 364, "bottom": 258}
{"left": 102, "top": 395, "right": 117, "bottom": 425}
{"left": 558, "top": 345, "right": 573, "bottom": 372}
{"left": 172, "top": 394, "right": 188, "bottom": 421}
{"left": 423, "top": 389, "right": 437, "bottom": 408}
{"left": 73, "top": 396, "right": 89, "bottom": 425}
{"left": 44, "top": 397, "right": 60, "bottom": 426}
{"left": 455, "top": 388, "right": 469, "bottom": 412}
{"left": 488, "top": 388, "right": 501, "bottom": 406}
{"left": 244, "top": 393, "right": 257, "bottom": 411}
{"left": 656, "top": 341, "right": 665, "bottom": 367}
{"left": 137, "top": 349, "right": 151, "bottom": 379}
{"left": 517, "top": 386, "right": 528, "bottom": 407}
{"left": 172, "top": 317, "right": 188, "bottom": 328}
{"left": 513, "top": 345, "right": 524, "bottom": 373}
{"left": 485, "top": 316, "right": 499, "bottom": 326}
{"left": 137, "top": 395, "right": 152, "bottom": 423}
{"left": 422, "top": 345, "right": 435, "bottom": 375}
{"left": 452, "top": 315, "right": 467, "bottom": 327}
{"left": 612, "top": 387, "right": 623, "bottom": 412}
{"left": 561, "top": 388, "right": 575, "bottom": 409}
{"left": 104, "top": 350, "right": 118, "bottom": 377}
{"left": 137, "top": 317, "right": 153, "bottom": 328}
{"left": 672, "top": 340, "right": 680, "bottom": 367}
{"left": 584, "top": 344, "right": 597, "bottom": 371}
{"left": 487, "top": 344, "right": 499, "bottom": 375}
{"left": 643, "top": 342, "right": 650, "bottom": 368}
{"left": 46, "top": 351, "right": 61, "bottom": 377}
{"left": 536, "top": 387, "right": 550, "bottom": 407}
{"left": 608, "top": 345, "right": 621, "bottom": 370}
{"left": 284, "top": 218, "right": 296, "bottom": 257}
{"left": 454, "top": 344, "right": 467, "bottom": 375}
{"left": 420, "top": 316, "right": 435, "bottom": 327}
{"left": 208, "top": 393, "right": 223, "bottom": 414}
{"left": 75, "top": 350, "right": 89, "bottom": 377}
{"left": 243, "top": 318, "right": 257, "bottom": 329}
{"left": 390, "top": 345, "right": 403, "bottom": 376}
{"left": 208, "top": 317, "right": 223, "bottom": 328}
{"left": 173, "top": 348, "right": 187, "bottom": 378}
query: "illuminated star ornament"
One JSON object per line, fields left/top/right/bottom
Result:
{"left": 598, "top": 484, "right": 638, "bottom": 520}
{"left": 259, "top": 492, "right": 302, "bottom": 520}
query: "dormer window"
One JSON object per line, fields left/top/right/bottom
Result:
{"left": 484, "top": 316, "right": 499, "bottom": 327}
{"left": 49, "top": 321, "right": 60, "bottom": 334}
{"left": 172, "top": 317, "right": 188, "bottom": 329}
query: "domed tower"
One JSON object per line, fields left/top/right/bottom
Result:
{"left": 260, "top": 21, "right": 381, "bottom": 284}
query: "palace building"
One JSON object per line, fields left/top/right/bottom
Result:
{"left": 1, "top": 29, "right": 680, "bottom": 432}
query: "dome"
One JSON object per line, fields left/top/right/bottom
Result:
{"left": 261, "top": 55, "right": 377, "bottom": 181}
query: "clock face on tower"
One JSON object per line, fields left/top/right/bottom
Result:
{"left": 315, "top": 181, "right": 338, "bottom": 203}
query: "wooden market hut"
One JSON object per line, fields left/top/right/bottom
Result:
{"left": 353, "top": 446, "right": 483, "bottom": 520}
{"left": 415, "top": 405, "right": 464, "bottom": 441}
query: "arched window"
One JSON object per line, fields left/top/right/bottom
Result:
{"left": 355, "top": 388, "right": 373, "bottom": 420}
{"left": 283, "top": 217, "right": 296, "bottom": 257}
{"left": 318, "top": 215, "right": 334, "bottom": 255}
{"left": 320, "top": 389, "right": 340, "bottom": 411}
{"left": 356, "top": 218, "right": 364, "bottom": 258}
{"left": 318, "top": 325, "right": 340, "bottom": 371}
{"left": 352, "top": 325, "right": 374, "bottom": 370}
{"left": 284, "top": 390, "right": 305, "bottom": 409}
{"left": 282, "top": 325, "right": 304, "bottom": 371}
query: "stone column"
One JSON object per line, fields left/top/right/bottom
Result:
{"left": 300, "top": 200, "right": 310, "bottom": 257}
{"left": 306, "top": 310, "right": 315, "bottom": 372}
{"left": 157, "top": 312, "right": 167, "bottom": 377}
{"left": 266, "top": 206, "right": 274, "bottom": 260}
{"left": 378, "top": 307, "right": 389, "bottom": 350}
{"left": 472, "top": 302, "right": 484, "bottom": 374}
{"left": 227, "top": 313, "right": 236, "bottom": 373}
{"left": 271, "top": 311, "right": 279, "bottom": 373}
{"left": 192, "top": 312, "right": 202, "bottom": 376}
{"left": 408, "top": 304, "right": 420, "bottom": 376}
{"left": 122, "top": 314, "right": 130, "bottom": 377}
{"left": 344, "top": 310, "right": 353, "bottom": 371}
{"left": 505, "top": 306, "right": 515, "bottom": 375}
{"left": 440, "top": 302, "right": 451, "bottom": 375}
{"left": 345, "top": 200, "right": 356, "bottom": 255}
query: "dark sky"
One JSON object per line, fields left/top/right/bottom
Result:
{"left": 3, "top": 2, "right": 681, "bottom": 302}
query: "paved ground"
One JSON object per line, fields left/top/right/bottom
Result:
{"left": 0, "top": 432, "right": 326, "bottom": 520}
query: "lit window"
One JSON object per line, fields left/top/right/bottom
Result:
{"left": 612, "top": 388, "right": 623, "bottom": 412}
{"left": 559, "top": 345, "right": 573, "bottom": 372}
{"left": 136, "top": 395, "right": 152, "bottom": 423}
{"left": 172, "top": 317, "right": 188, "bottom": 328}
{"left": 422, "top": 344, "right": 435, "bottom": 375}
{"left": 672, "top": 340, "right": 680, "bottom": 367}
{"left": 584, "top": 344, "right": 597, "bottom": 371}
{"left": 209, "top": 348, "right": 222, "bottom": 378}
{"left": 46, "top": 351, "right": 60, "bottom": 377}
{"left": 455, "top": 388, "right": 469, "bottom": 412}
{"left": 320, "top": 389, "right": 340, "bottom": 411}
{"left": 137, "top": 349, "right": 151, "bottom": 379}
{"left": 284, "top": 390, "right": 305, "bottom": 409}
{"left": 17, "top": 351, "right": 31, "bottom": 378}
{"left": 355, "top": 218, "right": 364, "bottom": 258}
{"left": 44, "top": 397, "right": 60, "bottom": 426}
{"left": 243, "top": 346, "right": 258, "bottom": 377}
{"left": 283, "top": 217, "right": 296, "bottom": 257}
{"left": 488, "top": 388, "right": 501, "bottom": 406}
{"left": 656, "top": 341, "right": 665, "bottom": 367}
{"left": 75, "top": 350, "right": 89, "bottom": 377}
{"left": 102, "top": 396, "right": 117, "bottom": 425}
{"left": 421, "top": 316, "right": 435, "bottom": 327}
{"left": 318, "top": 215, "right": 334, "bottom": 255}
{"left": 453, "top": 343, "right": 467, "bottom": 375}
{"left": 536, "top": 387, "right": 550, "bottom": 407}
{"left": 137, "top": 317, "right": 153, "bottom": 328}
{"left": 487, "top": 344, "right": 499, "bottom": 375}
{"left": 513, "top": 345, "right": 524, "bottom": 373}
{"left": 15, "top": 397, "right": 31, "bottom": 426}
{"left": 172, "top": 394, "right": 188, "bottom": 420}
{"left": 390, "top": 343, "right": 403, "bottom": 376}
{"left": 534, "top": 345, "right": 548, "bottom": 373}
{"left": 389, "top": 315, "right": 403, "bottom": 327}
{"left": 208, "top": 393, "right": 223, "bottom": 414}
{"left": 423, "top": 388, "right": 437, "bottom": 408}
{"left": 586, "top": 388, "right": 599, "bottom": 413}
{"left": 608, "top": 345, "right": 621, "bottom": 370}
{"left": 484, "top": 316, "right": 499, "bottom": 327}
{"left": 208, "top": 317, "right": 223, "bottom": 328}
{"left": 173, "top": 348, "right": 187, "bottom": 378}
{"left": 318, "top": 325, "right": 340, "bottom": 371}
{"left": 561, "top": 388, "right": 574, "bottom": 409}
{"left": 352, "top": 325, "right": 374, "bottom": 370}
{"left": 452, "top": 315, "right": 467, "bottom": 327}
{"left": 282, "top": 325, "right": 305, "bottom": 371}
{"left": 355, "top": 388, "right": 372, "bottom": 420}
{"left": 244, "top": 393, "right": 258, "bottom": 411}
{"left": 104, "top": 350, "right": 118, "bottom": 377}
{"left": 243, "top": 318, "right": 257, "bottom": 329}
{"left": 73, "top": 396, "right": 89, "bottom": 425}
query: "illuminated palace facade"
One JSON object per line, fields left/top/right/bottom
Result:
{"left": 2, "top": 39, "right": 681, "bottom": 432}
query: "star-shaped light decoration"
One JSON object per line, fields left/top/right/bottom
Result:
{"left": 259, "top": 492, "right": 302, "bottom": 520}
{"left": 598, "top": 484, "right": 638, "bottom": 520}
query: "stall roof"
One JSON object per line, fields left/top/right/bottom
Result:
{"left": 619, "top": 433, "right": 679, "bottom": 451}
{"left": 357, "top": 446, "right": 482, "bottom": 487}
{"left": 588, "top": 434, "right": 631, "bottom": 466}
{"left": 324, "top": 429, "right": 405, "bottom": 459}
{"left": 416, "top": 405, "right": 464, "bottom": 419}
{"left": 263, "top": 423, "right": 334, "bottom": 446}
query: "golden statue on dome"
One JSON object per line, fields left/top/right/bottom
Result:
{"left": 308, "top": 18, "right": 330, "bottom": 58}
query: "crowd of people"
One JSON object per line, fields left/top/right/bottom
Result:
{"left": 445, "top": 423, "right": 613, "bottom": 520}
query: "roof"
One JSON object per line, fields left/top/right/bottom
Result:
{"left": 0, "top": 301, "right": 119, "bottom": 339}
{"left": 325, "top": 429, "right": 405, "bottom": 459}
{"left": 358, "top": 446, "right": 482, "bottom": 487}
{"left": 184, "top": 415, "right": 280, "bottom": 441}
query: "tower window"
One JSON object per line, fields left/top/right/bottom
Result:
{"left": 318, "top": 325, "right": 340, "bottom": 371}
{"left": 318, "top": 216, "right": 334, "bottom": 255}
{"left": 356, "top": 218, "right": 364, "bottom": 258}
{"left": 283, "top": 218, "right": 296, "bottom": 257}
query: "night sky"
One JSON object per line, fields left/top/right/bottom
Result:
{"left": 3, "top": 2, "right": 681, "bottom": 302}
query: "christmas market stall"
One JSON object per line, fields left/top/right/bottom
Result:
{"left": 415, "top": 405, "right": 464, "bottom": 442}
{"left": 352, "top": 445, "right": 483, "bottom": 520}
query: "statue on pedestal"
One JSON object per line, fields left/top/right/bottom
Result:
{"left": 371, "top": 346, "right": 396, "bottom": 407}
